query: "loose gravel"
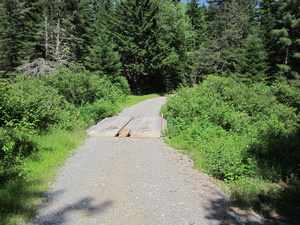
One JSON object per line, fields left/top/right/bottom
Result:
{"left": 31, "top": 97, "right": 269, "bottom": 225}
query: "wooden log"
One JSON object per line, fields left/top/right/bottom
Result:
{"left": 118, "top": 129, "right": 131, "bottom": 138}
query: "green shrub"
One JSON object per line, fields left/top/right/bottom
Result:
{"left": 45, "top": 66, "right": 128, "bottom": 107}
{"left": 0, "top": 76, "right": 76, "bottom": 132}
{"left": 163, "top": 75, "right": 300, "bottom": 222}
{"left": 271, "top": 81, "right": 300, "bottom": 112}
{"left": 0, "top": 128, "right": 37, "bottom": 184}
{"left": 44, "top": 66, "right": 129, "bottom": 125}
{"left": 0, "top": 128, "right": 87, "bottom": 224}
{"left": 163, "top": 75, "right": 300, "bottom": 181}
{"left": 78, "top": 99, "right": 119, "bottom": 127}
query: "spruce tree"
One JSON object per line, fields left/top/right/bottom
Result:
{"left": 186, "top": 0, "right": 207, "bottom": 45}
{"left": 259, "top": 0, "right": 281, "bottom": 80}
{"left": 233, "top": 30, "right": 269, "bottom": 82}
{"left": 195, "top": 0, "right": 255, "bottom": 74}
{"left": 111, "top": 0, "right": 161, "bottom": 93}
{"left": 0, "top": 0, "right": 38, "bottom": 77}
{"left": 111, "top": 0, "right": 193, "bottom": 93}
{"left": 83, "top": 1, "right": 121, "bottom": 81}
{"left": 156, "top": 1, "right": 194, "bottom": 91}
{"left": 271, "top": 0, "right": 300, "bottom": 83}
{"left": 37, "top": 0, "right": 81, "bottom": 64}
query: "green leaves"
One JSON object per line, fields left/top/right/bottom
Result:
{"left": 45, "top": 66, "right": 127, "bottom": 107}
{"left": 0, "top": 76, "right": 71, "bottom": 132}
{"left": 163, "top": 75, "right": 300, "bottom": 182}
{"left": 110, "top": 0, "right": 192, "bottom": 93}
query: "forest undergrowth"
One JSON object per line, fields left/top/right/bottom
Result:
{"left": 162, "top": 75, "right": 300, "bottom": 224}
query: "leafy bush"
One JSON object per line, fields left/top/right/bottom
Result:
{"left": 170, "top": 121, "right": 256, "bottom": 181}
{"left": 271, "top": 81, "right": 300, "bottom": 112}
{"left": 0, "top": 128, "right": 87, "bottom": 224}
{"left": 163, "top": 75, "right": 300, "bottom": 221}
{"left": 0, "top": 76, "right": 76, "bottom": 132}
{"left": 45, "top": 66, "right": 128, "bottom": 107}
{"left": 0, "top": 128, "right": 37, "bottom": 184}
{"left": 44, "top": 66, "right": 129, "bottom": 125}
{"left": 78, "top": 99, "right": 120, "bottom": 127}
{"left": 163, "top": 75, "right": 300, "bottom": 181}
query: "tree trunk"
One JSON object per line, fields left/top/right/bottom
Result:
{"left": 55, "top": 16, "right": 61, "bottom": 62}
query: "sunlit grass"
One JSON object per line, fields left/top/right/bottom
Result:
{"left": 119, "top": 94, "right": 161, "bottom": 109}
{"left": 0, "top": 127, "right": 87, "bottom": 224}
{"left": 25, "top": 128, "right": 86, "bottom": 186}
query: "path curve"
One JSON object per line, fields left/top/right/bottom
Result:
{"left": 31, "top": 97, "right": 268, "bottom": 225}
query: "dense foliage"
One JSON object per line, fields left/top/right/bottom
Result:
{"left": 1, "top": 0, "right": 299, "bottom": 89}
{"left": 162, "top": 75, "right": 300, "bottom": 221}
{"left": 0, "top": 69, "right": 128, "bottom": 185}
{"left": 1, "top": 0, "right": 300, "bottom": 222}
{"left": 163, "top": 76, "right": 300, "bottom": 181}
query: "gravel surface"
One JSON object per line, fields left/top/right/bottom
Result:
{"left": 31, "top": 97, "right": 270, "bottom": 225}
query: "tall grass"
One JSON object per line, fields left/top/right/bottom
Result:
{"left": 0, "top": 127, "right": 86, "bottom": 224}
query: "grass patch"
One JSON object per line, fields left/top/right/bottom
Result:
{"left": 119, "top": 94, "right": 161, "bottom": 109}
{"left": 0, "top": 127, "right": 86, "bottom": 224}
{"left": 230, "top": 178, "right": 300, "bottom": 223}
{"left": 167, "top": 136, "right": 300, "bottom": 224}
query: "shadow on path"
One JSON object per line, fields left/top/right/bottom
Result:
{"left": 204, "top": 193, "right": 275, "bottom": 225}
{"left": 31, "top": 190, "right": 113, "bottom": 225}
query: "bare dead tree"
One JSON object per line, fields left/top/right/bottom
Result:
{"left": 17, "top": 58, "right": 59, "bottom": 77}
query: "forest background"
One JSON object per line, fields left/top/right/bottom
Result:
{"left": 0, "top": 0, "right": 300, "bottom": 224}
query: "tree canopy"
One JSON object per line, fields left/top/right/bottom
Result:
{"left": 0, "top": 0, "right": 299, "bottom": 90}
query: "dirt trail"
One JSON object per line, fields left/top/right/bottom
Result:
{"left": 31, "top": 97, "right": 267, "bottom": 225}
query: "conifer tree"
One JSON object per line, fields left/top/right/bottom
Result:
{"left": 111, "top": 0, "right": 161, "bottom": 93}
{"left": 111, "top": 0, "right": 193, "bottom": 93}
{"left": 186, "top": 0, "right": 207, "bottom": 45}
{"left": 233, "top": 30, "right": 269, "bottom": 82}
{"left": 83, "top": 0, "right": 121, "bottom": 80}
{"left": 156, "top": 1, "right": 194, "bottom": 91}
{"left": 271, "top": 0, "right": 300, "bottom": 83}
{"left": 0, "top": 0, "right": 38, "bottom": 77}
{"left": 194, "top": 0, "right": 255, "bottom": 75}
{"left": 259, "top": 0, "right": 281, "bottom": 80}
{"left": 37, "top": 0, "right": 80, "bottom": 64}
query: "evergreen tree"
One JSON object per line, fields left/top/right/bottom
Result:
{"left": 111, "top": 0, "right": 193, "bottom": 93}
{"left": 186, "top": 0, "right": 207, "bottom": 45}
{"left": 233, "top": 30, "right": 269, "bottom": 82}
{"left": 156, "top": 1, "right": 194, "bottom": 91}
{"left": 259, "top": 0, "right": 281, "bottom": 80}
{"left": 194, "top": 0, "right": 255, "bottom": 75}
{"left": 0, "top": 0, "right": 39, "bottom": 77}
{"left": 37, "top": 0, "right": 83, "bottom": 64}
{"left": 271, "top": 0, "right": 300, "bottom": 83}
{"left": 83, "top": 0, "right": 121, "bottom": 80}
{"left": 111, "top": 0, "right": 161, "bottom": 93}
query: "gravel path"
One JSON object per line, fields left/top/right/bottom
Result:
{"left": 31, "top": 97, "right": 268, "bottom": 225}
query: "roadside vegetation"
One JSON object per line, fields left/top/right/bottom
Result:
{"left": 162, "top": 75, "right": 300, "bottom": 223}
{"left": 0, "top": 66, "right": 158, "bottom": 224}
{"left": 1, "top": 0, "right": 300, "bottom": 224}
